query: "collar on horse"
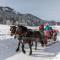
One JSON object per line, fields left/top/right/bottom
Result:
{"left": 15, "top": 31, "right": 27, "bottom": 37}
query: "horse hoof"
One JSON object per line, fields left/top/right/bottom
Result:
{"left": 16, "top": 48, "right": 19, "bottom": 52}
{"left": 29, "top": 51, "right": 32, "bottom": 55}
{"left": 29, "top": 53, "right": 32, "bottom": 55}
{"left": 35, "top": 48, "right": 37, "bottom": 50}
{"left": 22, "top": 50, "right": 26, "bottom": 54}
{"left": 41, "top": 44, "right": 44, "bottom": 47}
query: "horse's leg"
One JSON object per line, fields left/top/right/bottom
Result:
{"left": 22, "top": 41, "right": 26, "bottom": 54}
{"left": 14, "top": 35, "right": 16, "bottom": 39}
{"left": 31, "top": 41, "right": 33, "bottom": 46}
{"left": 53, "top": 33, "right": 57, "bottom": 41}
{"left": 39, "top": 32, "right": 45, "bottom": 47}
{"left": 35, "top": 40, "right": 37, "bottom": 50}
{"left": 39, "top": 36, "right": 44, "bottom": 47}
{"left": 40, "top": 39, "right": 44, "bottom": 47}
{"left": 29, "top": 42, "right": 32, "bottom": 55}
{"left": 44, "top": 36, "right": 48, "bottom": 46}
{"left": 16, "top": 40, "right": 20, "bottom": 52}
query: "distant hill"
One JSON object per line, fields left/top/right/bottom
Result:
{"left": 46, "top": 20, "right": 60, "bottom": 25}
{"left": 0, "top": 6, "right": 60, "bottom": 26}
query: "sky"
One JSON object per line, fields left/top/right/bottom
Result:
{"left": 0, "top": 0, "right": 60, "bottom": 22}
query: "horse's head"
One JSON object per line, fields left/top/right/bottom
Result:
{"left": 16, "top": 26, "right": 23, "bottom": 35}
{"left": 10, "top": 25, "right": 17, "bottom": 36}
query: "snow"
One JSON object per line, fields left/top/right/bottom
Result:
{"left": 0, "top": 24, "right": 60, "bottom": 60}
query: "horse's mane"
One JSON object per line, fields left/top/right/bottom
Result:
{"left": 18, "top": 25, "right": 28, "bottom": 32}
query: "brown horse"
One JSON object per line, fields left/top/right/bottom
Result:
{"left": 10, "top": 25, "right": 45, "bottom": 55}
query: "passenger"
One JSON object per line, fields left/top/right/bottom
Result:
{"left": 44, "top": 23, "right": 53, "bottom": 36}
{"left": 39, "top": 24, "right": 44, "bottom": 38}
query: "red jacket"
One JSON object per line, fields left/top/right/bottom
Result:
{"left": 39, "top": 24, "right": 44, "bottom": 30}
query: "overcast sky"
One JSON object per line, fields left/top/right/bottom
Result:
{"left": 0, "top": 0, "right": 60, "bottom": 22}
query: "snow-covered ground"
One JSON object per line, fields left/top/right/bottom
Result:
{"left": 0, "top": 24, "right": 60, "bottom": 60}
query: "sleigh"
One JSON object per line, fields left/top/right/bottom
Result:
{"left": 44, "top": 29, "right": 59, "bottom": 46}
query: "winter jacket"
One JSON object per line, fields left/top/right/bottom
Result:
{"left": 44, "top": 25, "right": 52, "bottom": 31}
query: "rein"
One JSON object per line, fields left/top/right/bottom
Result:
{"left": 15, "top": 31, "right": 27, "bottom": 37}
